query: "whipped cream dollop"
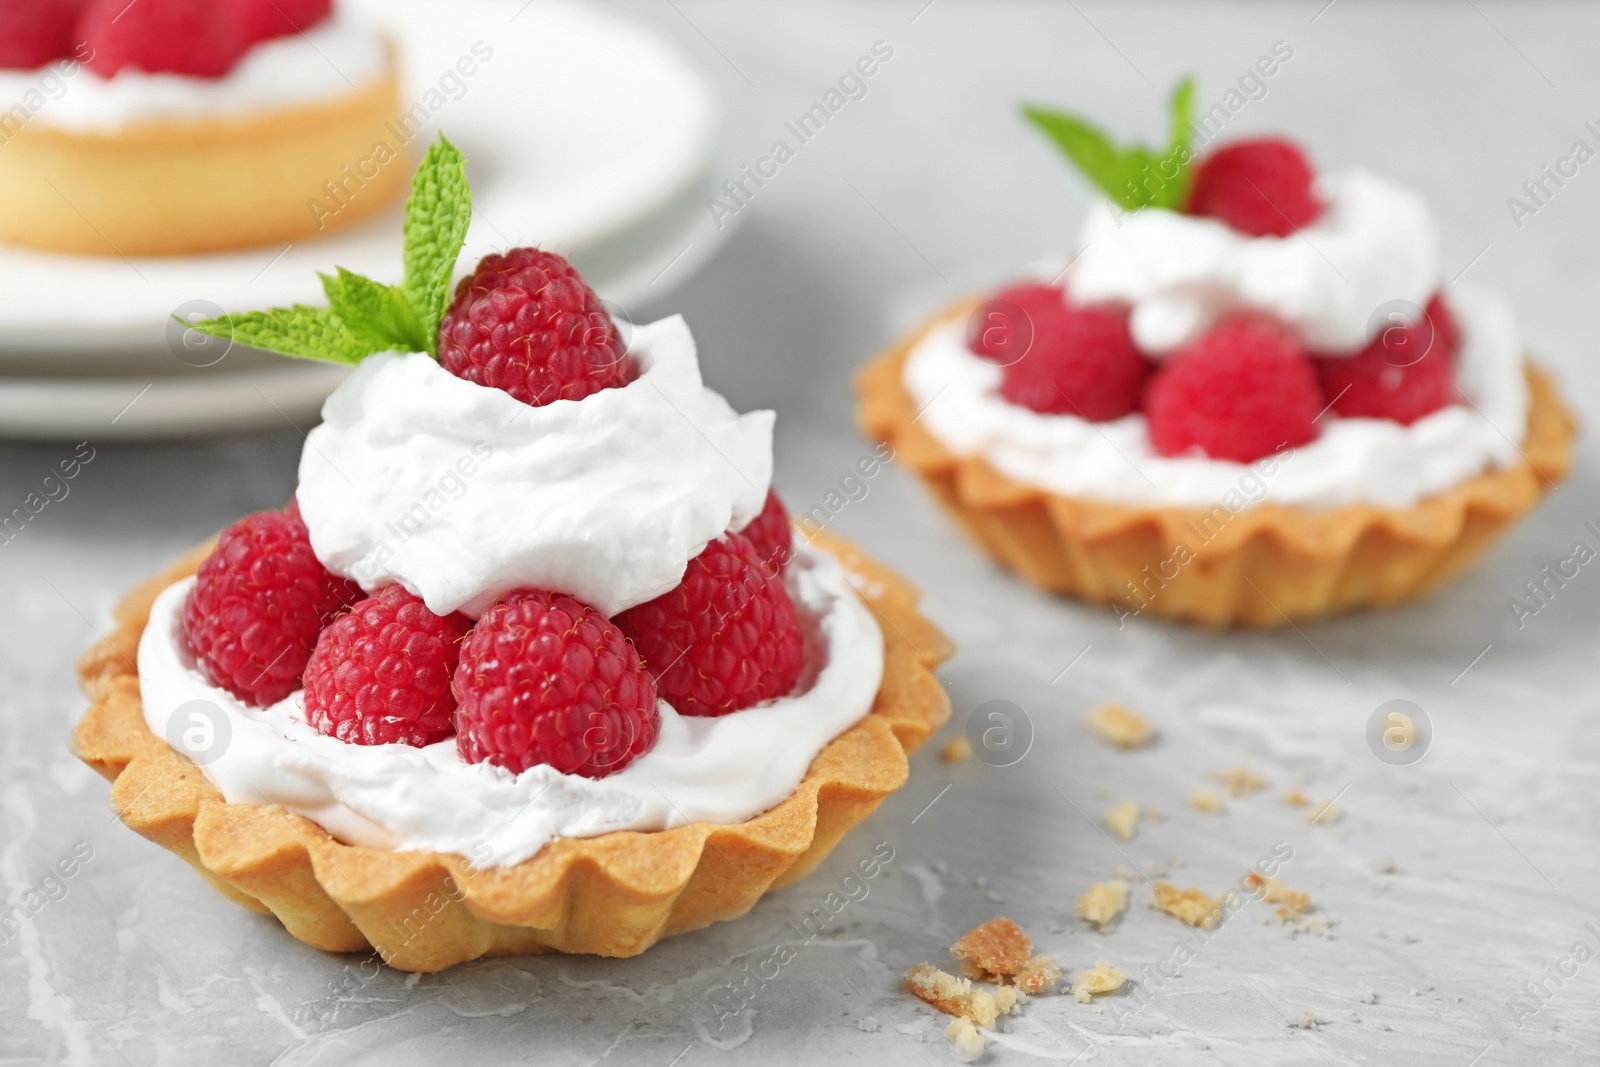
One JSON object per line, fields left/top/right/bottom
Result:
{"left": 298, "top": 316, "right": 773, "bottom": 618}
{"left": 1072, "top": 169, "right": 1439, "bottom": 354}
{"left": 905, "top": 287, "right": 1527, "bottom": 509}
{"left": 139, "top": 543, "right": 885, "bottom": 868}
{"left": 0, "top": 22, "right": 387, "bottom": 132}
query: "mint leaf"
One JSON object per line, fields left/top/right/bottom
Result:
{"left": 321, "top": 267, "right": 426, "bottom": 353}
{"left": 401, "top": 134, "right": 472, "bottom": 355}
{"left": 186, "top": 306, "right": 372, "bottom": 365}
{"left": 1023, "top": 76, "right": 1196, "bottom": 211}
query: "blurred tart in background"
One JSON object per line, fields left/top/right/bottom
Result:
{"left": 0, "top": 0, "right": 405, "bottom": 255}
{"left": 858, "top": 79, "right": 1575, "bottom": 627}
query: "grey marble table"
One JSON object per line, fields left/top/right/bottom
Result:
{"left": 5, "top": 2, "right": 1600, "bottom": 1063}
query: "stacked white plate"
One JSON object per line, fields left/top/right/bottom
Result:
{"left": 0, "top": 0, "right": 730, "bottom": 439}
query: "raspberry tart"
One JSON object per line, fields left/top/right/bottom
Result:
{"left": 858, "top": 80, "right": 1575, "bottom": 626}
{"left": 0, "top": 0, "right": 404, "bottom": 255}
{"left": 72, "top": 138, "right": 951, "bottom": 969}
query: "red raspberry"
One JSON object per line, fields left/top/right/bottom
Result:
{"left": 0, "top": 0, "right": 84, "bottom": 69}
{"left": 78, "top": 0, "right": 249, "bottom": 78}
{"left": 741, "top": 489, "right": 793, "bottom": 575}
{"left": 1186, "top": 138, "right": 1323, "bottom": 238}
{"left": 1315, "top": 295, "right": 1459, "bottom": 425}
{"left": 303, "top": 586, "right": 471, "bottom": 748}
{"left": 616, "top": 533, "right": 805, "bottom": 718}
{"left": 1144, "top": 316, "right": 1324, "bottom": 463}
{"left": 439, "top": 248, "right": 633, "bottom": 408}
{"left": 182, "top": 510, "right": 363, "bottom": 707}
{"left": 998, "top": 301, "right": 1150, "bottom": 421}
{"left": 453, "top": 590, "right": 659, "bottom": 777}
{"left": 238, "top": 0, "right": 329, "bottom": 45}
{"left": 968, "top": 283, "right": 1067, "bottom": 364}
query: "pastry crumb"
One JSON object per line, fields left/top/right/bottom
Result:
{"left": 1015, "top": 955, "right": 1060, "bottom": 995}
{"left": 952, "top": 917, "right": 1032, "bottom": 979}
{"left": 1283, "top": 789, "right": 1309, "bottom": 807}
{"left": 1308, "top": 799, "right": 1342, "bottom": 825}
{"left": 1187, "top": 789, "right": 1225, "bottom": 814}
{"left": 944, "top": 1016, "right": 986, "bottom": 1062}
{"left": 857, "top": 1016, "right": 880, "bottom": 1033}
{"left": 1074, "top": 880, "right": 1129, "bottom": 931}
{"left": 906, "top": 962, "right": 975, "bottom": 1019}
{"left": 1084, "top": 702, "right": 1154, "bottom": 749}
{"left": 1216, "top": 765, "right": 1268, "bottom": 797}
{"left": 1105, "top": 801, "right": 1141, "bottom": 841}
{"left": 1152, "top": 881, "right": 1221, "bottom": 930}
{"left": 1290, "top": 913, "right": 1335, "bottom": 938}
{"left": 1145, "top": 807, "right": 1165, "bottom": 823}
{"left": 1071, "top": 960, "right": 1127, "bottom": 1003}
{"left": 1289, "top": 1012, "right": 1322, "bottom": 1030}
{"left": 1245, "top": 872, "right": 1313, "bottom": 922}
{"left": 941, "top": 737, "right": 972, "bottom": 764}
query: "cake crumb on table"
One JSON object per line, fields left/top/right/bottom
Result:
{"left": 1084, "top": 702, "right": 1154, "bottom": 748}
{"left": 1071, "top": 960, "right": 1127, "bottom": 1003}
{"left": 952, "top": 917, "right": 1032, "bottom": 979}
{"left": 1016, "top": 955, "right": 1061, "bottom": 995}
{"left": 1283, "top": 789, "right": 1309, "bottom": 807}
{"left": 1308, "top": 799, "right": 1342, "bottom": 825}
{"left": 1216, "top": 765, "right": 1268, "bottom": 797}
{"left": 1152, "top": 881, "right": 1221, "bottom": 930}
{"left": 1105, "top": 801, "right": 1141, "bottom": 841}
{"left": 1074, "top": 879, "right": 1129, "bottom": 931}
{"left": 1187, "top": 789, "right": 1225, "bottom": 814}
{"left": 944, "top": 1017, "right": 986, "bottom": 1062}
{"left": 941, "top": 737, "right": 972, "bottom": 763}
{"left": 1245, "top": 872, "right": 1313, "bottom": 921}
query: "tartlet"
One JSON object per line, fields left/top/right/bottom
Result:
{"left": 0, "top": 7, "right": 404, "bottom": 255}
{"left": 71, "top": 136, "right": 953, "bottom": 969}
{"left": 73, "top": 530, "right": 950, "bottom": 969}
{"left": 858, "top": 302, "right": 1574, "bottom": 628}
{"left": 857, "top": 81, "right": 1577, "bottom": 627}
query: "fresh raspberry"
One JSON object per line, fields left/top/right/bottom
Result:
{"left": 303, "top": 586, "right": 471, "bottom": 748}
{"left": 439, "top": 248, "right": 633, "bottom": 408}
{"left": 0, "top": 0, "right": 84, "bottom": 69}
{"left": 616, "top": 533, "right": 805, "bottom": 718}
{"left": 238, "top": 0, "right": 330, "bottom": 45}
{"left": 1144, "top": 316, "right": 1324, "bottom": 462}
{"left": 182, "top": 510, "right": 363, "bottom": 707}
{"left": 1186, "top": 138, "right": 1323, "bottom": 238}
{"left": 998, "top": 301, "right": 1150, "bottom": 421}
{"left": 78, "top": 0, "right": 249, "bottom": 78}
{"left": 1315, "top": 294, "right": 1459, "bottom": 425}
{"left": 967, "top": 283, "right": 1067, "bottom": 365}
{"left": 741, "top": 489, "right": 793, "bottom": 575}
{"left": 453, "top": 590, "right": 659, "bottom": 777}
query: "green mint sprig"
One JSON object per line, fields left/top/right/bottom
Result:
{"left": 1022, "top": 77, "right": 1195, "bottom": 211}
{"left": 189, "top": 134, "right": 472, "bottom": 363}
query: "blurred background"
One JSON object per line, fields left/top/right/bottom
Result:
{"left": 4, "top": 2, "right": 1598, "bottom": 1064}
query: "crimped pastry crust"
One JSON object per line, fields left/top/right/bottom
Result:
{"left": 72, "top": 531, "right": 953, "bottom": 970}
{"left": 0, "top": 45, "right": 406, "bottom": 256}
{"left": 857, "top": 301, "right": 1576, "bottom": 627}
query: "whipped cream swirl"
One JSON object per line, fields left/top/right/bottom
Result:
{"left": 298, "top": 315, "right": 773, "bottom": 618}
{"left": 0, "top": 21, "right": 388, "bottom": 132}
{"left": 1072, "top": 169, "right": 1439, "bottom": 354}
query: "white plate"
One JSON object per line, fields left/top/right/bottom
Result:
{"left": 0, "top": 163, "right": 733, "bottom": 439}
{"left": 0, "top": 0, "right": 725, "bottom": 357}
